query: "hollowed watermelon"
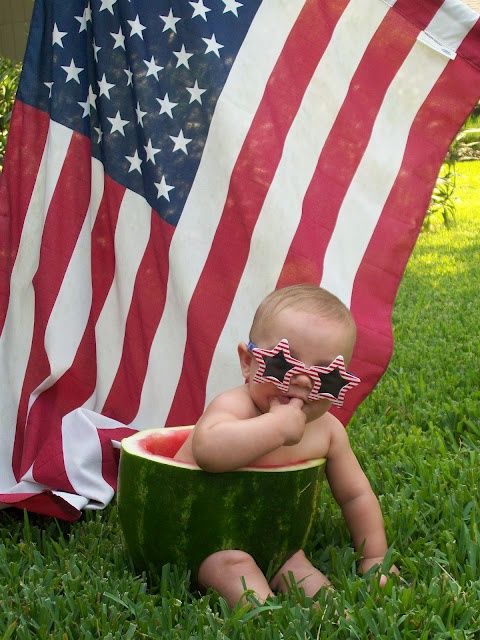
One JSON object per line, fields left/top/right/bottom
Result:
{"left": 118, "top": 427, "right": 326, "bottom": 581}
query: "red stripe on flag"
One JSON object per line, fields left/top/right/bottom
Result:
{"left": 23, "top": 176, "right": 126, "bottom": 490}
{"left": 0, "top": 492, "right": 82, "bottom": 521}
{"left": 101, "top": 212, "right": 174, "bottom": 424}
{"left": 12, "top": 132, "right": 92, "bottom": 482}
{"left": 277, "top": 0, "right": 443, "bottom": 289}
{"left": 457, "top": 13, "right": 480, "bottom": 69}
{"left": 335, "top": 18, "right": 480, "bottom": 425}
{"left": 166, "top": 0, "right": 351, "bottom": 426}
{"left": 389, "top": 0, "right": 445, "bottom": 33}
{"left": 98, "top": 427, "right": 129, "bottom": 490}
{"left": 0, "top": 102, "right": 50, "bottom": 333}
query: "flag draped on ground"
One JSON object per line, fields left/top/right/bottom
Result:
{"left": 1, "top": 0, "right": 479, "bottom": 520}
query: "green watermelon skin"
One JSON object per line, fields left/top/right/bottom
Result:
{"left": 118, "top": 428, "right": 326, "bottom": 581}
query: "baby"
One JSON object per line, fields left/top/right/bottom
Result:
{"left": 174, "top": 284, "right": 397, "bottom": 606}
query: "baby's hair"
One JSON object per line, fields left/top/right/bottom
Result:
{"left": 249, "top": 284, "right": 355, "bottom": 342}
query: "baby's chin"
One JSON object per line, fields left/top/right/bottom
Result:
{"left": 302, "top": 399, "right": 332, "bottom": 422}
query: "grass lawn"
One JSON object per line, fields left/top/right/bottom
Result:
{"left": 1, "top": 163, "right": 479, "bottom": 639}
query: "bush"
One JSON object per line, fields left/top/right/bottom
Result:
{"left": 0, "top": 57, "right": 22, "bottom": 172}
{"left": 424, "top": 101, "right": 480, "bottom": 230}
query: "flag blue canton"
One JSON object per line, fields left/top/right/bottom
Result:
{"left": 17, "top": 0, "right": 262, "bottom": 225}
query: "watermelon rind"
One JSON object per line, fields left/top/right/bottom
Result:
{"left": 118, "top": 427, "right": 326, "bottom": 582}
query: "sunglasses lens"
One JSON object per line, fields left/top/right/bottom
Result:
{"left": 260, "top": 350, "right": 296, "bottom": 382}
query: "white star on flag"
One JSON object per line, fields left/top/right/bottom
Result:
{"left": 94, "top": 126, "right": 103, "bottom": 143}
{"left": 221, "top": 0, "right": 243, "bottom": 16}
{"left": 173, "top": 45, "right": 193, "bottom": 69}
{"left": 61, "top": 59, "right": 84, "bottom": 84}
{"left": 190, "top": 0, "right": 211, "bottom": 21}
{"left": 107, "top": 111, "right": 129, "bottom": 136}
{"left": 126, "top": 150, "right": 143, "bottom": 173}
{"left": 128, "top": 15, "right": 146, "bottom": 39}
{"left": 87, "top": 85, "right": 97, "bottom": 109}
{"left": 75, "top": 10, "right": 88, "bottom": 32}
{"left": 124, "top": 68, "right": 133, "bottom": 86}
{"left": 160, "top": 9, "right": 181, "bottom": 33}
{"left": 93, "top": 40, "right": 101, "bottom": 62}
{"left": 144, "top": 138, "right": 160, "bottom": 163}
{"left": 186, "top": 79, "right": 206, "bottom": 104}
{"left": 97, "top": 74, "right": 115, "bottom": 99}
{"left": 44, "top": 82, "right": 53, "bottom": 97}
{"left": 155, "top": 176, "right": 175, "bottom": 200}
{"left": 52, "top": 23, "right": 67, "bottom": 47}
{"left": 169, "top": 130, "right": 192, "bottom": 155}
{"left": 202, "top": 34, "right": 224, "bottom": 57}
{"left": 144, "top": 56, "right": 163, "bottom": 80}
{"left": 100, "top": 0, "right": 117, "bottom": 15}
{"left": 110, "top": 28, "right": 125, "bottom": 50}
{"left": 135, "top": 102, "right": 147, "bottom": 126}
{"left": 157, "top": 93, "right": 178, "bottom": 118}
{"left": 78, "top": 100, "right": 91, "bottom": 118}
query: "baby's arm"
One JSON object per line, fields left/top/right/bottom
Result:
{"left": 326, "top": 420, "right": 398, "bottom": 578}
{"left": 192, "top": 392, "right": 306, "bottom": 472}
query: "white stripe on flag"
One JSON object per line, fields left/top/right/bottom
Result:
{"left": 14, "top": 462, "right": 90, "bottom": 510}
{"left": 62, "top": 408, "right": 124, "bottom": 508}
{"left": 134, "top": 0, "right": 306, "bottom": 426}
{"left": 0, "top": 121, "right": 72, "bottom": 490}
{"left": 89, "top": 189, "right": 151, "bottom": 412}
{"left": 423, "top": 0, "right": 478, "bottom": 51}
{"left": 51, "top": 491, "right": 89, "bottom": 511}
{"left": 205, "top": 0, "right": 391, "bottom": 403}
{"left": 320, "top": 8, "right": 474, "bottom": 305}
{"left": 17, "top": 463, "right": 90, "bottom": 510}
{"left": 26, "top": 159, "right": 105, "bottom": 413}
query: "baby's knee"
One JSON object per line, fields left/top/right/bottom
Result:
{"left": 271, "top": 549, "right": 329, "bottom": 593}
{"left": 198, "top": 550, "right": 257, "bottom": 587}
{"left": 279, "top": 549, "right": 310, "bottom": 573}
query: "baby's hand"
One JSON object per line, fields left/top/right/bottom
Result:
{"left": 269, "top": 397, "right": 307, "bottom": 445}
{"left": 360, "top": 557, "right": 400, "bottom": 587}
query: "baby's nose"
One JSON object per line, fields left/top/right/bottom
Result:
{"left": 289, "top": 372, "right": 313, "bottom": 390}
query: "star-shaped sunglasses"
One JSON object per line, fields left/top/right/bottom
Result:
{"left": 247, "top": 338, "right": 360, "bottom": 406}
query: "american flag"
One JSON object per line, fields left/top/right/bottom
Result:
{"left": 1, "top": 0, "right": 479, "bottom": 520}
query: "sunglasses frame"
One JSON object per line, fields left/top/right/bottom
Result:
{"left": 247, "top": 338, "right": 360, "bottom": 406}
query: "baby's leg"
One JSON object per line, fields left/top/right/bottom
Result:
{"left": 270, "top": 550, "right": 331, "bottom": 597}
{"left": 198, "top": 550, "right": 273, "bottom": 608}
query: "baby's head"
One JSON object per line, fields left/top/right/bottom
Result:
{"left": 249, "top": 284, "right": 356, "bottom": 349}
{"left": 238, "top": 284, "right": 358, "bottom": 419}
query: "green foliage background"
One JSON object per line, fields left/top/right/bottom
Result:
{"left": 0, "top": 57, "right": 21, "bottom": 171}
{"left": 424, "top": 106, "right": 480, "bottom": 229}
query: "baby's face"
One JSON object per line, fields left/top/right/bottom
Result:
{"left": 244, "top": 308, "right": 356, "bottom": 422}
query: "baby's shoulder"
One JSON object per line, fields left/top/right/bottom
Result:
{"left": 308, "top": 409, "right": 345, "bottom": 435}
{"left": 205, "top": 384, "right": 257, "bottom": 420}
{"left": 304, "top": 411, "right": 350, "bottom": 457}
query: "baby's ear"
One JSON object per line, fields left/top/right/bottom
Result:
{"left": 237, "top": 342, "right": 253, "bottom": 380}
